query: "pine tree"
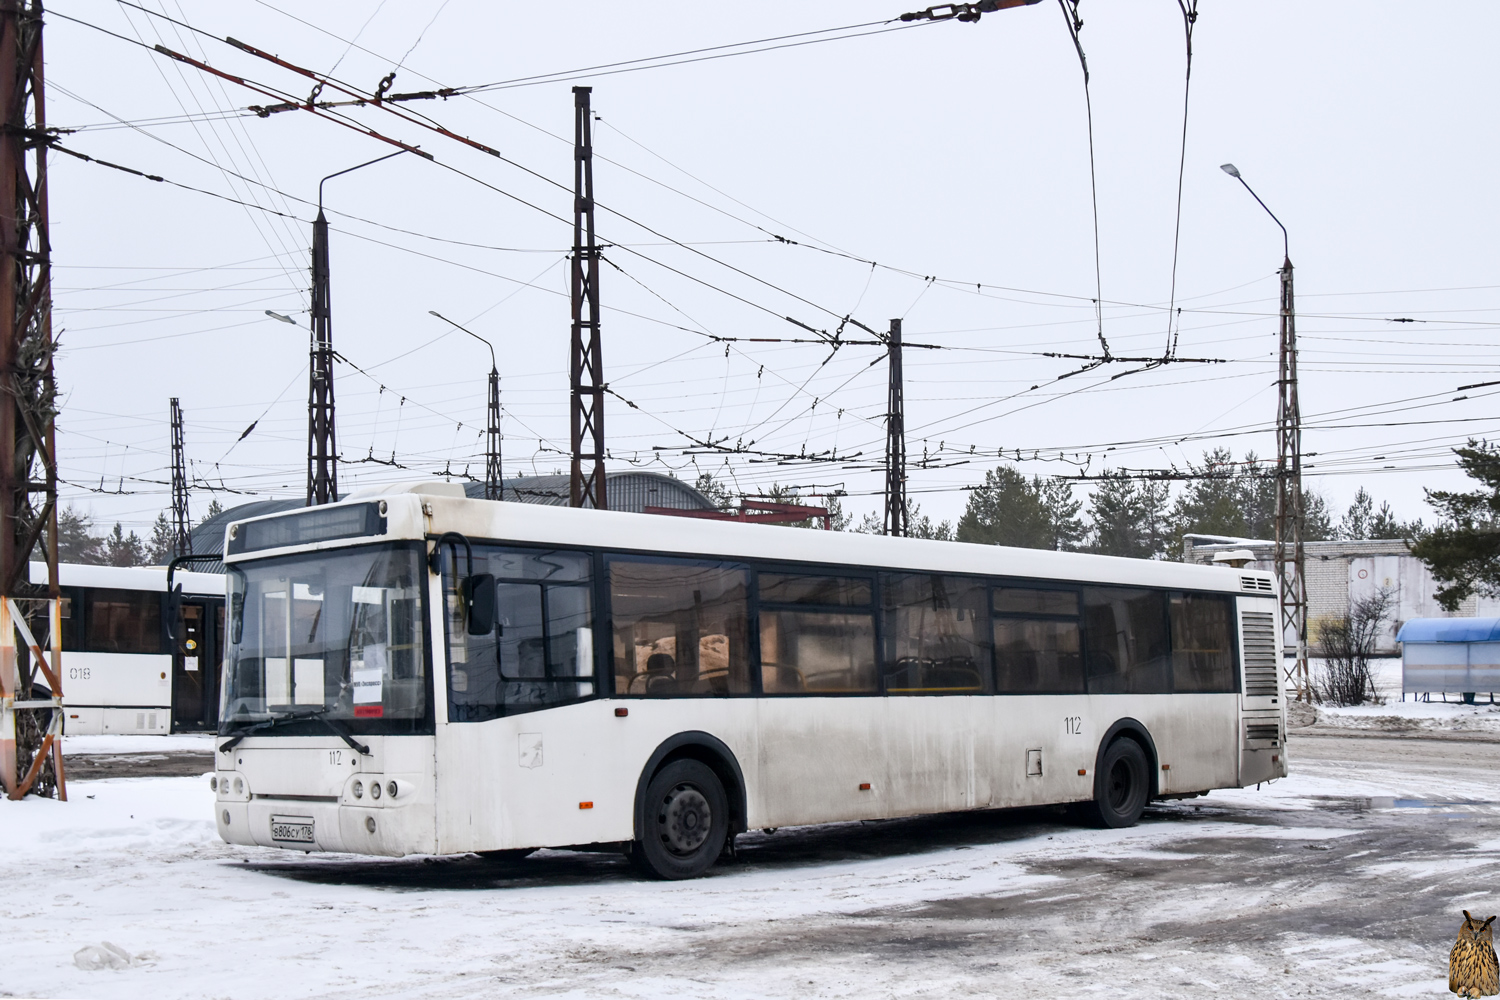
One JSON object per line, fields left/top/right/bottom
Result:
{"left": 52, "top": 506, "right": 105, "bottom": 565}
{"left": 201, "top": 498, "right": 224, "bottom": 522}
{"left": 956, "top": 465, "right": 1054, "bottom": 549}
{"left": 147, "top": 512, "right": 175, "bottom": 565}
{"left": 104, "top": 523, "right": 147, "bottom": 568}
{"left": 1411, "top": 439, "right": 1500, "bottom": 609}
{"left": 1339, "top": 487, "right": 1376, "bottom": 540}
{"left": 1170, "top": 448, "right": 1249, "bottom": 541}
{"left": 1038, "top": 479, "right": 1084, "bottom": 551}
{"left": 693, "top": 472, "right": 735, "bottom": 512}
{"left": 1089, "top": 473, "right": 1171, "bottom": 559}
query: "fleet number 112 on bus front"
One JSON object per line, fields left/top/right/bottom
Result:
{"left": 210, "top": 482, "right": 1286, "bottom": 880}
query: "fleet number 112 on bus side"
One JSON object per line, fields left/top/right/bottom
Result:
{"left": 208, "top": 482, "right": 1285, "bottom": 880}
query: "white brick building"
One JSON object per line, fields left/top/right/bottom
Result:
{"left": 1181, "top": 536, "right": 1490, "bottom": 655}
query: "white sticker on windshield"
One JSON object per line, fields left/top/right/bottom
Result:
{"left": 352, "top": 586, "right": 385, "bottom": 606}
{"left": 352, "top": 667, "right": 383, "bottom": 705}
{"left": 266, "top": 657, "right": 289, "bottom": 706}
{"left": 294, "top": 658, "right": 325, "bottom": 706}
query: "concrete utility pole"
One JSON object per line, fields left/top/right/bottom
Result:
{"left": 883, "top": 318, "right": 908, "bottom": 536}
{"left": 1222, "top": 163, "right": 1308, "bottom": 702}
{"left": 169, "top": 398, "right": 190, "bottom": 557}
{"left": 0, "top": 0, "right": 65, "bottom": 800}
{"left": 569, "top": 86, "right": 606, "bottom": 510}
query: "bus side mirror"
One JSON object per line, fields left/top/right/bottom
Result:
{"left": 230, "top": 592, "right": 245, "bottom": 645}
{"left": 464, "top": 573, "right": 496, "bottom": 636}
{"left": 165, "top": 583, "right": 184, "bottom": 644}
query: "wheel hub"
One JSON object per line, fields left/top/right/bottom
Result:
{"left": 658, "top": 783, "right": 712, "bottom": 855}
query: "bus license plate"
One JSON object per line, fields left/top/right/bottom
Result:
{"left": 270, "top": 815, "right": 315, "bottom": 844}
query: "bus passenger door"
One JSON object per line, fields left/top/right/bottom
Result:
{"left": 172, "top": 601, "right": 211, "bottom": 731}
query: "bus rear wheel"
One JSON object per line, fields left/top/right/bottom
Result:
{"left": 1082, "top": 737, "right": 1150, "bottom": 829}
{"left": 634, "top": 759, "right": 729, "bottom": 880}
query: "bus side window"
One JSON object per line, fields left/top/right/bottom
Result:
{"left": 991, "top": 587, "right": 1083, "bottom": 694}
{"left": 757, "top": 572, "right": 877, "bottom": 695}
{"left": 881, "top": 573, "right": 989, "bottom": 695}
{"left": 1082, "top": 587, "right": 1172, "bottom": 694}
{"left": 85, "top": 589, "right": 166, "bottom": 655}
{"left": 447, "top": 547, "right": 595, "bottom": 721}
{"left": 609, "top": 560, "right": 750, "bottom": 697}
{"left": 1169, "top": 593, "right": 1236, "bottom": 693}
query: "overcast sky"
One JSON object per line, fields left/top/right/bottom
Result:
{"left": 46, "top": 1, "right": 1500, "bottom": 538}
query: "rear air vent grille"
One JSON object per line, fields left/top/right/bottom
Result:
{"left": 1240, "top": 575, "right": 1273, "bottom": 592}
{"left": 1241, "top": 611, "right": 1280, "bottom": 697}
{"left": 1245, "top": 722, "right": 1281, "bottom": 743}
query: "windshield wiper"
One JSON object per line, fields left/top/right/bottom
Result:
{"left": 218, "top": 707, "right": 371, "bottom": 756}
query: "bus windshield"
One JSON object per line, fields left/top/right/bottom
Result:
{"left": 222, "top": 543, "right": 429, "bottom": 734}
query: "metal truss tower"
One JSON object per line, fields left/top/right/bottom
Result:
{"left": 569, "top": 86, "right": 605, "bottom": 510}
{"left": 883, "top": 318, "right": 908, "bottom": 536}
{"left": 0, "top": 0, "right": 64, "bottom": 800}
{"left": 486, "top": 367, "right": 502, "bottom": 501}
{"left": 169, "top": 397, "right": 190, "bottom": 557}
{"left": 1274, "top": 257, "right": 1309, "bottom": 701}
{"left": 306, "top": 206, "right": 337, "bottom": 506}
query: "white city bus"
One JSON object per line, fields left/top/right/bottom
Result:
{"left": 26, "top": 562, "right": 226, "bottom": 735}
{"left": 212, "top": 482, "right": 1285, "bottom": 879}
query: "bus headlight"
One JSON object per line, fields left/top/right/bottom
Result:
{"left": 352, "top": 780, "right": 363, "bottom": 799}
{"left": 209, "top": 776, "right": 218, "bottom": 792}
{"left": 370, "top": 782, "right": 382, "bottom": 800}
{"left": 386, "top": 781, "right": 397, "bottom": 799}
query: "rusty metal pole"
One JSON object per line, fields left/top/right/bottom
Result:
{"left": 1222, "top": 163, "right": 1308, "bottom": 701}
{"left": 487, "top": 366, "right": 501, "bottom": 501}
{"left": 0, "top": 0, "right": 62, "bottom": 799}
{"left": 883, "top": 318, "right": 907, "bottom": 536}
{"left": 569, "top": 86, "right": 605, "bottom": 510}
{"left": 170, "top": 397, "right": 190, "bottom": 557}
{"left": 306, "top": 207, "right": 337, "bottom": 506}
{"left": 1275, "top": 257, "right": 1309, "bottom": 701}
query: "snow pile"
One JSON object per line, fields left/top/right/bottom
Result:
{"left": 63, "top": 733, "right": 217, "bottom": 754}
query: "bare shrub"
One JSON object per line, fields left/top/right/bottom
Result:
{"left": 1316, "top": 587, "right": 1395, "bottom": 706}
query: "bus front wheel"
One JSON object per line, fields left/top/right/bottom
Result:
{"left": 1082, "top": 737, "right": 1150, "bottom": 829}
{"left": 634, "top": 759, "right": 729, "bottom": 880}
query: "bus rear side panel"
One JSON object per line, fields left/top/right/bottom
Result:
{"left": 61, "top": 651, "right": 171, "bottom": 735}
{"left": 1237, "top": 594, "right": 1287, "bottom": 785}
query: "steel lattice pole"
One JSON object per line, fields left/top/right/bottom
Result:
{"left": 0, "top": 0, "right": 63, "bottom": 800}
{"left": 170, "top": 397, "right": 191, "bottom": 556}
{"left": 883, "top": 318, "right": 907, "bottom": 536}
{"left": 1274, "top": 257, "right": 1309, "bottom": 701}
{"left": 569, "top": 86, "right": 605, "bottom": 510}
{"left": 306, "top": 208, "right": 337, "bottom": 506}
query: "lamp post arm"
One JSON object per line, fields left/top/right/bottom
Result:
{"left": 318, "top": 149, "right": 409, "bottom": 212}
{"left": 1234, "top": 175, "right": 1289, "bottom": 260}
{"left": 428, "top": 310, "right": 496, "bottom": 370}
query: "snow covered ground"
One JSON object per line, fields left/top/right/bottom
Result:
{"left": 3, "top": 734, "right": 1496, "bottom": 1000}
{"left": 1307, "top": 657, "right": 1500, "bottom": 735}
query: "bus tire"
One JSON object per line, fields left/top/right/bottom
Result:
{"left": 633, "top": 759, "right": 729, "bottom": 880}
{"left": 1083, "top": 737, "right": 1150, "bottom": 829}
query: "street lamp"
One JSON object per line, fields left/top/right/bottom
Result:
{"left": 1222, "top": 161, "right": 1307, "bottom": 703}
{"left": 1220, "top": 163, "right": 1288, "bottom": 261}
{"left": 429, "top": 311, "right": 503, "bottom": 502}
{"left": 305, "top": 150, "right": 409, "bottom": 506}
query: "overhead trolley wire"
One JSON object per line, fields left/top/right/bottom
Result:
{"left": 1054, "top": 0, "right": 1108, "bottom": 358}
{"left": 1165, "top": 0, "right": 1199, "bottom": 359}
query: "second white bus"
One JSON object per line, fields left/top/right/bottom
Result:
{"left": 212, "top": 482, "right": 1286, "bottom": 879}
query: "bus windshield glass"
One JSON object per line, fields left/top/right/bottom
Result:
{"left": 222, "top": 543, "right": 429, "bottom": 734}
